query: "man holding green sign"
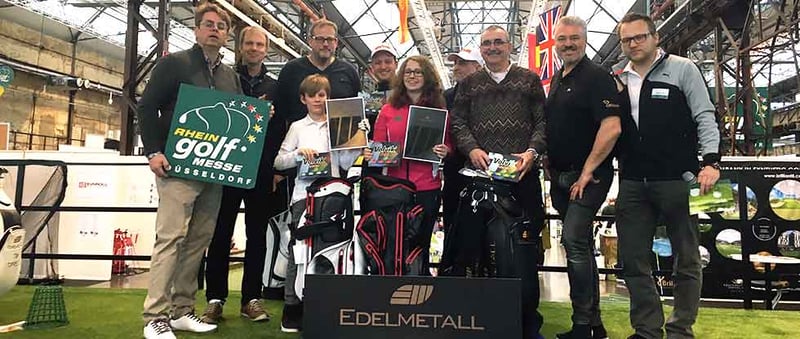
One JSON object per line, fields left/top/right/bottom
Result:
{"left": 136, "top": 4, "right": 242, "bottom": 339}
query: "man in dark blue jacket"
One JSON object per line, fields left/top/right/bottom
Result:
{"left": 614, "top": 13, "right": 721, "bottom": 339}
{"left": 202, "top": 26, "right": 278, "bottom": 325}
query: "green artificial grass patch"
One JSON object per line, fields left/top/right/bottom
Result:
{"left": 1, "top": 286, "right": 800, "bottom": 338}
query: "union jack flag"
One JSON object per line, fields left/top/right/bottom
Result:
{"left": 532, "top": 5, "right": 562, "bottom": 94}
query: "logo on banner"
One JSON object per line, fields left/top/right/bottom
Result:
{"left": 390, "top": 285, "right": 433, "bottom": 305}
{"left": 164, "top": 84, "right": 269, "bottom": 189}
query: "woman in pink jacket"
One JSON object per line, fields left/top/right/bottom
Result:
{"left": 371, "top": 55, "right": 451, "bottom": 273}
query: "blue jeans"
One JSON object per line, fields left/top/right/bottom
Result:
{"left": 550, "top": 167, "right": 612, "bottom": 326}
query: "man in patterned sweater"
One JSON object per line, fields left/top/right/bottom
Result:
{"left": 450, "top": 25, "right": 547, "bottom": 339}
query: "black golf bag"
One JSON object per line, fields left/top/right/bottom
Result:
{"left": 292, "top": 177, "right": 362, "bottom": 299}
{"left": 439, "top": 175, "right": 536, "bottom": 278}
{"left": 356, "top": 174, "right": 427, "bottom": 276}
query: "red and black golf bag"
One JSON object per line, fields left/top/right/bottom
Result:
{"left": 355, "top": 174, "right": 427, "bottom": 276}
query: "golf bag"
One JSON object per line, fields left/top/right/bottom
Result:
{"left": 1, "top": 167, "right": 25, "bottom": 297}
{"left": 292, "top": 177, "right": 362, "bottom": 299}
{"left": 262, "top": 209, "right": 292, "bottom": 289}
{"left": 356, "top": 174, "right": 427, "bottom": 276}
{"left": 439, "top": 175, "right": 535, "bottom": 277}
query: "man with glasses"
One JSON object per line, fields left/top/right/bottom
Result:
{"left": 202, "top": 25, "right": 278, "bottom": 325}
{"left": 271, "top": 18, "right": 360, "bottom": 333}
{"left": 273, "top": 19, "right": 360, "bottom": 124}
{"left": 137, "top": 4, "right": 241, "bottom": 339}
{"left": 613, "top": 13, "right": 720, "bottom": 339}
{"left": 545, "top": 16, "right": 620, "bottom": 339}
{"left": 450, "top": 25, "right": 547, "bottom": 339}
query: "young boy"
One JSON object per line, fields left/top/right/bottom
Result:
{"left": 274, "top": 74, "right": 363, "bottom": 332}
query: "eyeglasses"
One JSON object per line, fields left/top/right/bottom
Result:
{"left": 200, "top": 20, "right": 228, "bottom": 31}
{"left": 403, "top": 70, "right": 424, "bottom": 77}
{"left": 311, "top": 36, "right": 337, "bottom": 44}
{"left": 480, "top": 39, "right": 508, "bottom": 47}
{"left": 620, "top": 33, "right": 651, "bottom": 45}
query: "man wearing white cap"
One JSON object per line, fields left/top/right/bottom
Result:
{"left": 370, "top": 43, "right": 398, "bottom": 92}
{"left": 444, "top": 48, "right": 483, "bottom": 108}
{"left": 441, "top": 48, "right": 483, "bottom": 239}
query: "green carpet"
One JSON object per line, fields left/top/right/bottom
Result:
{"left": 1, "top": 286, "right": 799, "bottom": 338}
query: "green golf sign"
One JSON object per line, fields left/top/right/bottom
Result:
{"left": 164, "top": 84, "right": 269, "bottom": 189}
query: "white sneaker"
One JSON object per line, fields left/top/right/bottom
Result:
{"left": 143, "top": 319, "right": 176, "bottom": 339}
{"left": 170, "top": 313, "right": 217, "bottom": 333}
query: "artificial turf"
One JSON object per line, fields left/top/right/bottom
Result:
{"left": 2, "top": 286, "right": 800, "bottom": 338}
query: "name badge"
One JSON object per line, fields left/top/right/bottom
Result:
{"left": 651, "top": 88, "right": 669, "bottom": 99}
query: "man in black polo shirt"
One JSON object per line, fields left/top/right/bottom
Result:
{"left": 545, "top": 16, "right": 620, "bottom": 339}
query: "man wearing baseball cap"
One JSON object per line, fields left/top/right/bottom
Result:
{"left": 441, "top": 48, "right": 483, "bottom": 241}
{"left": 370, "top": 43, "right": 398, "bottom": 92}
{"left": 446, "top": 48, "right": 484, "bottom": 106}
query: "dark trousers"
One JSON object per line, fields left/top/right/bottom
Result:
{"left": 513, "top": 170, "right": 545, "bottom": 338}
{"left": 205, "top": 179, "right": 288, "bottom": 305}
{"left": 416, "top": 189, "right": 442, "bottom": 275}
{"left": 550, "top": 167, "right": 613, "bottom": 327}
{"left": 617, "top": 179, "right": 701, "bottom": 339}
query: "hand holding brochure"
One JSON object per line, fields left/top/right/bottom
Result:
{"left": 486, "top": 152, "right": 521, "bottom": 182}
{"left": 688, "top": 179, "right": 735, "bottom": 215}
{"left": 297, "top": 153, "right": 331, "bottom": 179}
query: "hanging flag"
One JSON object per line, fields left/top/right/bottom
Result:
{"left": 398, "top": 0, "right": 411, "bottom": 44}
{"left": 534, "top": 5, "right": 562, "bottom": 94}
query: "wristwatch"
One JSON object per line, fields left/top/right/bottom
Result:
{"left": 146, "top": 152, "right": 162, "bottom": 160}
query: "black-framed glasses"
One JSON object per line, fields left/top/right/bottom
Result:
{"left": 403, "top": 70, "right": 424, "bottom": 77}
{"left": 620, "top": 33, "right": 651, "bottom": 45}
{"left": 200, "top": 20, "right": 228, "bottom": 31}
{"left": 480, "top": 39, "right": 508, "bottom": 47}
{"left": 311, "top": 36, "right": 337, "bottom": 44}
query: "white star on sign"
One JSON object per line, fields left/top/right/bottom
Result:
{"left": 229, "top": 100, "right": 236, "bottom": 107}
{"left": 240, "top": 101, "right": 247, "bottom": 108}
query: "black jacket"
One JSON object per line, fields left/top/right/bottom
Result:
{"left": 137, "top": 45, "right": 242, "bottom": 155}
{"left": 612, "top": 52, "right": 720, "bottom": 180}
{"left": 237, "top": 64, "right": 277, "bottom": 99}
{"left": 237, "top": 64, "right": 279, "bottom": 186}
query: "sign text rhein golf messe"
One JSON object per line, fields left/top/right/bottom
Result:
{"left": 164, "top": 84, "right": 269, "bottom": 189}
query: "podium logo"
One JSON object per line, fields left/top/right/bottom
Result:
{"left": 390, "top": 285, "right": 433, "bottom": 305}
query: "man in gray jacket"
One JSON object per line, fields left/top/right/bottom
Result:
{"left": 137, "top": 4, "right": 242, "bottom": 339}
{"left": 613, "top": 13, "right": 720, "bottom": 339}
